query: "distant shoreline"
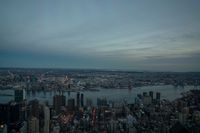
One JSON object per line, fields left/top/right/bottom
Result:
{"left": 0, "top": 93, "right": 13, "bottom": 96}
{"left": 0, "top": 67, "right": 199, "bottom": 73}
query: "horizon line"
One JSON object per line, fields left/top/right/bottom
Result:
{"left": 0, "top": 67, "right": 199, "bottom": 73}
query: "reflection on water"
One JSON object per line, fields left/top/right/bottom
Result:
{"left": 0, "top": 85, "right": 199, "bottom": 105}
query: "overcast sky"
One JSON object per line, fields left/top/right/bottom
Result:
{"left": 0, "top": 0, "right": 200, "bottom": 71}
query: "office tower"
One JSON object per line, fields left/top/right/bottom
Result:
{"left": 129, "top": 127, "right": 137, "bottom": 133}
{"left": 0, "top": 104, "right": 9, "bottom": 125}
{"left": 156, "top": 92, "right": 161, "bottom": 101}
{"left": 110, "top": 120, "right": 117, "bottom": 133}
{"left": 76, "top": 92, "right": 80, "bottom": 107}
{"left": 29, "top": 99, "right": 39, "bottom": 118}
{"left": 97, "top": 98, "right": 107, "bottom": 107}
{"left": 92, "top": 108, "right": 96, "bottom": 126}
{"left": 15, "top": 89, "right": 25, "bottom": 102}
{"left": 52, "top": 125, "right": 60, "bottom": 133}
{"left": 28, "top": 117, "right": 39, "bottom": 133}
{"left": 68, "top": 91, "right": 70, "bottom": 97}
{"left": 0, "top": 124, "right": 7, "bottom": 133}
{"left": 5, "top": 102, "right": 24, "bottom": 132}
{"left": 38, "top": 104, "right": 50, "bottom": 133}
{"left": 178, "top": 112, "right": 188, "bottom": 124}
{"left": 135, "top": 97, "right": 141, "bottom": 105}
{"left": 149, "top": 91, "right": 153, "bottom": 100}
{"left": 81, "top": 93, "right": 84, "bottom": 107}
{"left": 38, "top": 108, "right": 44, "bottom": 133}
{"left": 0, "top": 102, "right": 23, "bottom": 123}
{"left": 128, "top": 81, "right": 132, "bottom": 90}
{"left": 68, "top": 98, "right": 75, "bottom": 110}
{"left": 41, "top": 105, "right": 50, "bottom": 133}
{"left": 143, "top": 92, "right": 147, "bottom": 97}
{"left": 86, "top": 98, "right": 93, "bottom": 107}
{"left": 53, "top": 95, "right": 66, "bottom": 115}
{"left": 137, "top": 94, "right": 142, "bottom": 99}
{"left": 19, "top": 101, "right": 27, "bottom": 121}
{"left": 9, "top": 102, "right": 21, "bottom": 123}
{"left": 142, "top": 96, "right": 152, "bottom": 105}
{"left": 20, "top": 121, "right": 27, "bottom": 133}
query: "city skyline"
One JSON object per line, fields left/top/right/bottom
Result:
{"left": 1, "top": 0, "right": 200, "bottom": 72}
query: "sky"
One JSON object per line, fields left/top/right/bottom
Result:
{"left": 0, "top": 0, "right": 200, "bottom": 72}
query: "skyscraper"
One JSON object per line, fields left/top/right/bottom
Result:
{"left": 28, "top": 117, "right": 39, "bottom": 133}
{"left": 143, "top": 92, "right": 147, "bottom": 97}
{"left": 97, "top": 98, "right": 107, "bottom": 107}
{"left": 156, "top": 92, "right": 161, "bottom": 101}
{"left": 53, "top": 95, "right": 66, "bottom": 114}
{"left": 68, "top": 98, "right": 75, "bottom": 111}
{"left": 86, "top": 98, "right": 93, "bottom": 107}
{"left": 40, "top": 105, "right": 50, "bottom": 133}
{"left": 0, "top": 104, "right": 9, "bottom": 125}
{"left": 149, "top": 91, "right": 153, "bottom": 100}
{"left": 81, "top": 93, "right": 84, "bottom": 107}
{"left": 142, "top": 96, "right": 152, "bottom": 105}
{"left": 76, "top": 92, "right": 80, "bottom": 108}
{"left": 0, "top": 124, "right": 7, "bottom": 133}
{"left": 29, "top": 99, "right": 39, "bottom": 119}
{"left": 9, "top": 102, "right": 21, "bottom": 122}
{"left": 0, "top": 102, "right": 24, "bottom": 132}
{"left": 20, "top": 121, "right": 27, "bottom": 133}
{"left": 15, "top": 89, "right": 25, "bottom": 103}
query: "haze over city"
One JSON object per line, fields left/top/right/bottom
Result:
{"left": 0, "top": 0, "right": 200, "bottom": 71}
{"left": 1, "top": 1, "right": 200, "bottom": 133}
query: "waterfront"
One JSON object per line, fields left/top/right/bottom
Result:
{"left": 0, "top": 85, "right": 198, "bottom": 105}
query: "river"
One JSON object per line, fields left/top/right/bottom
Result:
{"left": 0, "top": 85, "right": 199, "bottom": 105}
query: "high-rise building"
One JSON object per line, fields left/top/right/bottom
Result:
{"left": 0, "top": 124, "right": 7, "bottom": 133}
{"left": 68, "top": 98, "right": 75, "bottom": 110}
{"left": 137, "top": 94, "right": 142, "bottom": 99}
{"left": 143, "top": 92, "right": 147, "bottom": 97}
{"left": 52, "top": 125, "right": 60, "bottom": 133}
{"left": 42, "top": 105, "right": 50, "bottom": 133}
{"left": 53, "top": 95, "right": 66, "bottom": 114}
{"left": 9, "top": 102, "right": 21, "bottom": 123}
{"left": 0, "top": 104, "right": 9, "bottom": 125}
{"left": 38, "top": 104, "right": 50, "bottom": 133}
{"left": 0, "top": 102, "right": 24, "bottom": 132}
{"left": 29, "top": 99, "right": 39, "bottom": 119}
{"left": 156, "top": 92, "right": 161, "bottom": 101}
{"left": 20, "top": 121, "right": 27, "bottom": 133}
{"left": 28, "top": 117, "right": 39, "bottom": 133}
{"left": 19, "top": 101, "right": 27, "bottom": 121}
{"left": 149, "top": 91, "right": 153, "bottom": 100}
{"left": 81, "top": 93, "right": 84, "bottom": 107}
{"left": 110, "top": 120, "right": 117, "bottom": 133}
{"left": 142, "top": 96, "right": 152, "bottom": 105}
{"left": 97, "top": 98, "right": 107, "bottom": 107}
{"left": 76, "top": 92, "right": 80, "bottom": 107}
{"left": 15, "top": 89, "right": 25, "bottom": 102}
{"left": 86, "top": 98, "right": 93, "bottom": 107}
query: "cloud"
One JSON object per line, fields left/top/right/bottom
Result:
{"left": 0, "top": 0, "right": 200, "bottom": 71}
